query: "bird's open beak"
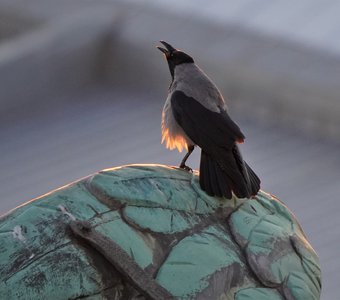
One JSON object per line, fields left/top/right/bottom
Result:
{"left": 156, "top": 41, "right": 176, "bottom": 56}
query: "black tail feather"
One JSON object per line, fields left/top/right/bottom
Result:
{"left": 200, "top": 151, "right": 214, "bottom": 196}
{"left": 212, "top": 159, "right": 232, "bottom": 199}
{"left": 208, "top": 157, "right": 223, "bottom": 197}
{"left": 245, "top": 161, "right": 261, "bottom": 196}
{"left": 200, "top": 151, "right": 232, "bottom": 198}
{"left": 199, "top": 150, "right": 260, "bottom": 199}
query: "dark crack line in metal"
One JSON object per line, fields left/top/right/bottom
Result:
{"left": 84, "top": 179, "right": 124, "bottom": 211}
{"left": 289, "top": 235, "right": 321, "bottom": 291}
{"left": 68, "top": 284, "right": 124, "bottom": 300}
{"left": 225, "top": 207, "right": 271, "bottom": 291}
{"left": 86, "top": 178, "right": 212, "bottom": 216}
{"left": 91, "top": 216, "right": 122, "bottom": 228}
{"left": 190, "top": 177, "right": 213, "bottom": 211}
{"left": 254, "top": 197, "right": 278, "bottom": 215}
{"left": 121, "top": 203, "right": 210, "bottom": 215}
{"left": 83, "top": 171, "right": 289, "bottom": 297}
{"left": 166, "top": 189, "right": 173, "bottom": 203}
{"left": 84, "top": 176, "right": 217, "bottom": 217}
{"left": 277, "top": 277, "right": 291, "bottom": 300}
{"left": 152, "top": 214, "right": 219, "bottom": 279}
{"left": 170, "top": 213, "right": 174, "bottom": 233}
{"left": 119, "top": 206, "right": 159, "bottom": 237}
{"left": 69, "top": 221, "right": 175, "bottom": 300}
{"left": 86, "top": 204, "right": 101, "bottom": 217}
{"left": 226, "top": 205, "right": 289, "bottom": 299}
{"left": 76, "top": 188, "right": 222, "bottom": 278}
{"left": 4, "top": 241, "right": 72, "bottom": 281}
{"left": 202, "top": 225, "right": 233, "bottom": 246}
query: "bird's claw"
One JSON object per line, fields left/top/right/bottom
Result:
{"left": 179, "top": 164, "right": 193, "bottom": 173}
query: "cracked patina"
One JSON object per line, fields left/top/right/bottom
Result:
{"left": 0, "top": 164, "right": 321, "bottom": 299}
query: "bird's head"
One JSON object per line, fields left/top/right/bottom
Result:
{"left": 157, "top": 41, "right": 194, "bottom": 79}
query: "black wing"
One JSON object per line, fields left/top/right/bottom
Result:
{"left": 171, "top": 90, "right": 260, "bottom": 197}
{"left": 170, "top": 90, "right": 244, "bottom": 152}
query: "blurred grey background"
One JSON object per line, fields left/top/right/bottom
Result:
{"left": 0, "top": 1, "right": 339, "bottom": 299}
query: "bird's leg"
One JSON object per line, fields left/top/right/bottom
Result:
{"left": 179, "top": 145, "right": 194, "bottom": 172}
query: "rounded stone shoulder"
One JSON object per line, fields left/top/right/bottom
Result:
{"left": 0, "top": 164, "right": 321, "bottom": 299}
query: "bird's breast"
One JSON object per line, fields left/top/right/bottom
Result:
{"left": 161, "top": 95, "right": 193, "bottom": 152}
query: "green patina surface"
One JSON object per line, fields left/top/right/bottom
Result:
{"left": 156, "top": 225, "right": 257, "bottom": 299}
{"left": 123, "top": 206, "right": 202, "bottom": 234}
{"left": 94, "top": 215, "right": 153, "bottom": 269}
{"left": 235, "top": 288, "right": 283, "bottom": 300}
{"left": 0, "top": 164, "right": 321, "bottom": 299}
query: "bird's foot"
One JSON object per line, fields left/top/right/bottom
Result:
{"left": 179, "top": 163, "right": 193, "bottom": 173}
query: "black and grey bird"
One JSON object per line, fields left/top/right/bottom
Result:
{"left": 157, "top": 41, "right": 260, "bottom": 199}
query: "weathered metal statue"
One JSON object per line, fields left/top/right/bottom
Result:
{"left": 0, "top": 165, "right": 321, "bottom": 299}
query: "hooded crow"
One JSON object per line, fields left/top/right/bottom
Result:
{"left": 157, "top": 41, "right": 260, "bottom": 199}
